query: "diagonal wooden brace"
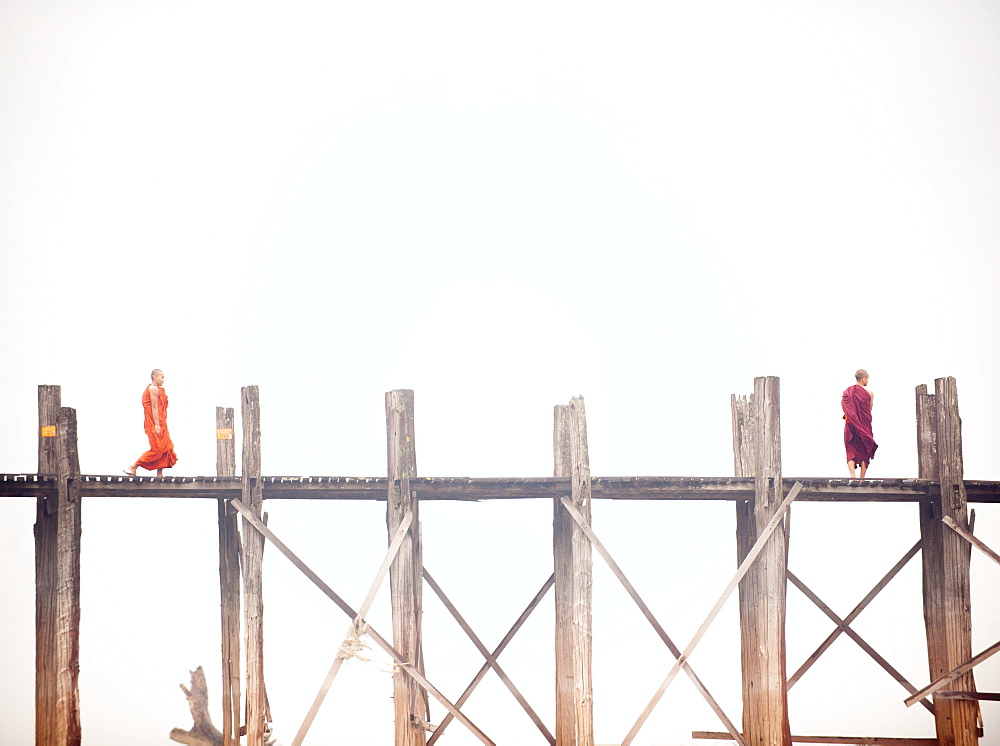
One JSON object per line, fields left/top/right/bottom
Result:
{"left": 905, "top": 639, "right": 1000, "bottom": 708}
{"left": 559, "top": 496, "right": 746, "bottom": 746}
{"left": 229, "top": 498, "right": 495, "bottom": 746}
{"left": 622, "top": 481, "right": 802, "bottom": 746}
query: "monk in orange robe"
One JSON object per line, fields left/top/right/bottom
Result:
{"left": 125, "top": 369, "right": 178, "bottom": 476}
{"left": 842, "top": 368, "right": 876, "bottom": 479}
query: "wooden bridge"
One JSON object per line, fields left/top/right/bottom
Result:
{"left": 5, "top": 376, "right": 998, "bottom": 745}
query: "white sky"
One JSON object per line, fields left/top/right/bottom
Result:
{"left": 1, "top": 1, "right": 999, "bottom": 744}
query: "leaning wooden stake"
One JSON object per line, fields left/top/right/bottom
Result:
{"left": 216, "top": 407, "right": 241, "bottom": 746}
{"left": 916, "top": 379, "right": 978, "bottom": 744}
{"left": 35, "top": 387, "right": 83, "bottom": 746}
{"left": 386, "top": 389, "right": 427, "bottom": 745}
{"left": 553, "top": 398, "right": 594, "bottom": 746}
{"left": 241, "top": 386, "right": 267, "bottom": 746}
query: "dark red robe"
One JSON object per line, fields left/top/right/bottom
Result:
{"left": 135, "top": 385, "right": 178, "bottom": 471}
{"left": 842, "top": 384, "right": 877, "bottom": 464}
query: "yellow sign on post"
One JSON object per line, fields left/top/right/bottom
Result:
{"left": 217, "top": 428, "right": 234, "bottom": 440}
{"left": 41, "top": 425, "right": 56, "bottom": 437}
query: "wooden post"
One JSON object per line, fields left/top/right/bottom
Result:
{"left": 738, "top": 377, "right": 791, "bottom": 746}
{"left": 240, "top": 387, "right": 266, "bottom": 746}
{"left": 916, "top": 379, "right": 978, "bottom": 745}
{"left": 216, "top": 407, "right": 241, "bottom": 746}
{"left": 35, "top": 388, "right": 83, "bottom": 746}
{"left": 731, "top": 393, "right": 759, "bottom": 744}
{"left": 552, "top": 397, "right": 594, "bottom": 746}
{"left": 386, "top": 389, "right": 426, "bottom": 745}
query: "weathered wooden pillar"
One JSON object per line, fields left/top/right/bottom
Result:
{"left": 34, "top": 385, "right": 82, "bottom": 746}
{"left": 733, "top": 377, "right": 791, "bottom": 746}
{"left": 216, "top": 406, "right": 241, "bottom": 746}
{"left": 552, "top": 397, "right": 594, "bottom": 746}
{"left": 386, "top": 389, "right": 426, "bottom": 745}
{"left": 916, "top": 379, "right": 978, "bottom": 745}
{"left": 240, "top": 386, "right": 267, "bottom": 746}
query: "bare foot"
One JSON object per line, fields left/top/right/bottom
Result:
{"left": 156, "top": 469, "right": 163, "bottom": 477}
{"left": 124, "top": 466, "right": 137, "bottom": 476}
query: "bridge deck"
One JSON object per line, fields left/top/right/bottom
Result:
{"left": 2, "top": 473, "right": 999, "bottom": 502}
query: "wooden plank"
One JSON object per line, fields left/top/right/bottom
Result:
{"left": 290, "top": 509, "right": 414, "bottom": 746}
{"left": 559, "top": 497, "right": 745, "bottom": 746}
{"left": 216, "top": 406, "right": 241, "bottom": 746}
{"left": 622, "top": 481, "right": 802, "bottom": 745}
{"left": 228, "top": 498, "right": 495, "bottom": 745}
{"left": 427, "top": 574, "right": 554, "bottom": 745}
{"left": 694, "top": 732, "right": 937, "bottom": 744}
{"left": 35, "top": 385, "right": 60, "bottom": 746}
{"left": 423, "top": 568, "right": 554, "bottom": 744}
{"left": 240, "top": 386, "right": 267, "bottom": 746}
{"left": 786, "top": 571, "right": 932, "bottom": 713}
{"left": 385, "top": 389, "right": 426, "bottom": 746}
{"left": 788, "top": 540, "right": 922, "bottom": 689}
{"left": 905, "top": 639, "right": 1000, "bottom": 707}
{"left": 916, "top": 378, "right": 978, "bottom": 743}
{"left": 943, "top": 515, "right": 1000, "bottom": 568}
{"left": 936, "top": 691, "right": 1000, "bottom": 702}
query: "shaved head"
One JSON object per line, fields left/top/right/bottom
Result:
{"left": 855, "top": 369, "right": 868, "bottom": 381}
{"left": 151, "top": 369, "right": 163, "bottom": 380}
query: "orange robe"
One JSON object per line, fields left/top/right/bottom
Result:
{"left": 135, "top": 385, "right": 178, "bottom": 471}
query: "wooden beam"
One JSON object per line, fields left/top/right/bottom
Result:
{"left": 559, "top": 497, "right": 745, "bottom": 746}
{"left": 428, "top": 574, "right": 554, "bottom": 745}
{"left": 228, "top": 498, "right": 495, "bottom": 745}
{"left": 216, "top": 406, "right": 241, "bottom": 746}
{"left": 916, "top": 379, "right": 978, "bottom": 744}
{"left": 553, "top": 398, "right": 594, "bottom": 746}
{"left": 622, "top": 481, "right": 802, "bottom": 745}
{"left": 905, "top": 640, "right": 1000, "bottom": 708}
{"left": 694, "top": 732, "right": 937, "bottom": 744}
{"left": 788, "top": 540, "right": 922, "bottom": 689}
{"left": 35, "top": 385, "right": 61, "bottom": 746}
{"left": 291, "top": 509, "right": 414, "bottom": 746}
{"left": 240, "top": 386, "right": 267, "bottom": 746}
{"left": 936, "top": 692, "right": 1000, "bottom": 702}
{"left": 943, "top": 515, "right": 1000, "bottom": 568}
{"left": 786, "top": 571, "right": 931, "bottom": 713}
{"left": 423, "top": 569, "right": 554, "bottom": 744}
{"left": 386, "top": 389, "right": 426, "bottom": 745}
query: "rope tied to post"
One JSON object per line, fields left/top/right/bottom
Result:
{"left": 337, "top": 618, "right": 399, "bottom": 673}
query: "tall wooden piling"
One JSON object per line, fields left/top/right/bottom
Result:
{"left": 553, "top": 397, "right": 594, "bottom": 746}
{"left": 34, "top": 385, "right": 82, "bottom": 746}
{"left": 916, "top": 379, "right": 978, "bottom": 745}
{"left": 734, "top": 377, "right": 791, "bottom": 746}
{"left": 241, "top": 387, "right": 267, "bottom": 746}
{"left": 386, "top": 389, "right": 426, "bottom": 745}
{"left": 217, "top": 406, "right": 241, "bottom": 746}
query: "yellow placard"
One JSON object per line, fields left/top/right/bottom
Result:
{"left": 41, "top": 425, "right": 56, "bottom": 437}
{"left": 216, "top": 428, "right": 234, "bottom": 440}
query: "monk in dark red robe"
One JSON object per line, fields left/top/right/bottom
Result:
{"left": 842, "top": 369, "right": 876, "bottom": 479}
{"left": 125, "top": 369, "right": 178, "bottom": 477}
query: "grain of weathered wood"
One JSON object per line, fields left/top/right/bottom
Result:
{"left": 905, "top": 639, "right": 1000, "bottom": 708}
{"left": 553, "top": 398, "right": 594, "bottom": 746}
{"left": 229, "top": 498, "right": 495, "bottom": 745}
{"left": 240, "top": 387, "right": 267, "bottom": 746}
{"left": 35, "top": 385, "right": 61, "bottom": 746}
{"left": 917, "top": 379, "right": 978, "bottom": 744}
{"left": 693, "top": 733, "right": 936, "bottom": 744}
{"left": 427, "top": 574, "right": 554, "bottom": 745}
{"left": 943, "top": 515, "right": 1000, "bottom": 567}
{"left": 386, "top": 390, "right": 426, "bottom": 746}
{"left": 936, "top": 691, "right": 1000, "bottom": 702}
{"left": 215, "top": 407, "right": 241, "bottom": 746}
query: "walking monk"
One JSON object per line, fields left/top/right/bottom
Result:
{"left": 842, "top": 369, "right": 877, "bottom": 479}
{"left": 125, "top": 369, "right": 178, "bottom": 476}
